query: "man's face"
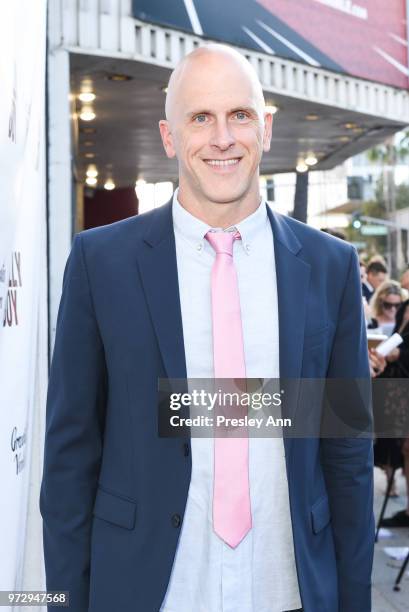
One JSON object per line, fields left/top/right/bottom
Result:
{"left": 369, "top": 271, "right": 386, "bottom": 289}
{"left": 159, "top": 54, "right": 272, "bottom": 205}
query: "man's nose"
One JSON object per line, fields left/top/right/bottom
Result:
{"left": 209, "top": 119, "right": 236, "bottom": 150}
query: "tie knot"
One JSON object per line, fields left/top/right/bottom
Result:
{"left": 205, "top": 230, "right": 241, "bottom": 256}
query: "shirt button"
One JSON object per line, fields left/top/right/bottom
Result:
{"left": 197, "top": 243, "right": 202, "bottom": 251}
{"left": 171, "top": 513, "right": 181, "bottom": 528}
{"left": 183, "top": 443, "right": 190, "bottom": 457}
{"left": 245, "top": 243, "right": 251, "bottom": 252}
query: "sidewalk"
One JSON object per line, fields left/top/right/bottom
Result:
{"left": 373, "top": 467, "right": 409, "bottom": 611}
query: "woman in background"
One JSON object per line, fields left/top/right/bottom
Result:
{"left": 368, "top": 280, "right": 404, "bottom": 337}
{"left": 379, "top": 299, "right": 409, "bottom": 526}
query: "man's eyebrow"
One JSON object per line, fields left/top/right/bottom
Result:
{"left": 229, "top": 106, "right": 258, "bottom": 115}
{"left": 185, "top": 109, "right": 213, "bottom": 118}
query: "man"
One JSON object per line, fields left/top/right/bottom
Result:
{"left": 362, "top": 260, "right": 387, "bottom": 302}
{"left": 40, "top": 44, "right": 374, "bottom": 611}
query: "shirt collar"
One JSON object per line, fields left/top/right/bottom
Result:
{"left": 172, "top": 187, "right": 269, "bottom": 255}
{"left": 233, "top": 197, "right": 268, "bottom": 255}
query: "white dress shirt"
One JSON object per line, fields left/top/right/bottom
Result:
{"left": 160, "top": 190, "right": 302, "bottom": 612}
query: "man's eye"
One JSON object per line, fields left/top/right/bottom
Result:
{"left": 235, "top": 111, "right": 248, "bottom": 120}
{"left": 194, "top": 114, "right": 207, "bottom": 123}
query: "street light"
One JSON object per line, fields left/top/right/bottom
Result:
{"left": 351, "top": 212, "right": 362, "bottom": 230}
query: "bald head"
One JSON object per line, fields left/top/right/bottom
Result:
{"left": 165, "top": 44, "right": 266, "bottom": 124}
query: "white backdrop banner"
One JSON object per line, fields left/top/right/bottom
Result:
{"left": 0, "top": 0, "right": 48, "bottom": 601}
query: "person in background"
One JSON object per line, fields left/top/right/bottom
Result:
{"left": 368, "top": 254, "right": 388, "bottom": 267}
{"left": 362, "top": 260, "right": 387, "bottom": 303}
{"left": 369, "top": 348, "right": 386, "bottom": 378}
{"left": 368, "top": 280, "right": 404, "bottom": 337}
{"left": 359, "top": 258, "right": 372, "bottom": 323}
{"left": 377, "top": 300, "right": 409, "bottom": 522}
{"left": 360, "top": 262, "right": 367, "bottom": 285}
{"left": 400, "top": 268, "right": 409, "bottom": 293}
{"left": 319, "top": 237, "right": 386, "bottom": 369}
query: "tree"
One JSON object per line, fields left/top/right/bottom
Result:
{"left": 366, "top": 131, "right": 409, "bottom": 277}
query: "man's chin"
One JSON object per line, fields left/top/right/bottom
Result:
{"left": 199, "top": 186, "right": 249, "bottom": 206}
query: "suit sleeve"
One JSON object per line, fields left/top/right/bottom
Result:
{"left": 39, "top": 233, "right": 107, "bottom": 612}
{"left": 321, "top": 245, "right": 374, "bottom": 612}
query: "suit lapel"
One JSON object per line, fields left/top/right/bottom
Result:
{"left": 136, "top": 199, "right": 187, "bottom": 380}
{"left": 267, "top": 207, "right": 311, "bottom": 378}
{"left": 267, "top": 207, "right": 311, "bottom": 462}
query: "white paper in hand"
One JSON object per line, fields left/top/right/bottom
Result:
{"left": 376, "top": 333, "right": 403, "bottom": 357}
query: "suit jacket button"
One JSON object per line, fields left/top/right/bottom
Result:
{"left": 172, "top": 513, "right": 181, "bottom": 528}
{"left": 183, "top": 443, "right": 190, "bottom": 457}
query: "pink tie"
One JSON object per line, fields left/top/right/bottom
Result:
{"left": 205, "top": 229, "right": 252, "bottom": 548}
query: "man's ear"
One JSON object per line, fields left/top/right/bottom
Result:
{"left": 159, "top": 119, "right": 176, "bottom": 158}
{"left": 262, "top": 112, "right": 273, "bottom": 152}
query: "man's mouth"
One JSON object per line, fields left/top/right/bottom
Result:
{"left": 203, "top": 158, "right": 241, "bottom": 168}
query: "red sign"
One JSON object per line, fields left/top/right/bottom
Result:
{"left": 259, "top": 0, "right": 408, "bottom": 88}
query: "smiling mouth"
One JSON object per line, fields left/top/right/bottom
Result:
{"left": 203, "top": 158, "right": 241, "bottom": 167}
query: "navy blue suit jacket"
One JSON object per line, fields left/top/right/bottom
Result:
{"left": 40, "top": 199, "right": 374, "bottom": 612}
